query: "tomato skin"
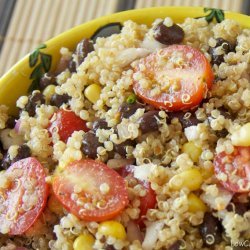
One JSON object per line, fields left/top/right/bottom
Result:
{"left": 133, "top": 45, "right": 214, "bottom": 111}
{"left": 214, "top": 146, "right": 250, "bottom": 193}
{"left": 52, "top": 159, "right": 129, "bottom": 221}
{"left": 117, "top": 165, "right": 157, "bottom": 223}
{"left": 139, "top": 181, "right": 157, "bottom": 217}
{"left": 48, "top": 109, "right": 89, "bottom": 143}
{"left": 0, "top": 157, "right": 49, "bottom": 235}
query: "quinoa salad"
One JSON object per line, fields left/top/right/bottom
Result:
{"left": 0, "top": 13, "right": 250, "bottom": 250}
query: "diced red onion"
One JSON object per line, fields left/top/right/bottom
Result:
{"left": 127, "top": 220, "right": 143, "bottom": 242}
{"left": 14, "top": 119, "right": 21, "bottom": 133}
{"left": 107, "top": 158, "right": 135, "bottom": 169}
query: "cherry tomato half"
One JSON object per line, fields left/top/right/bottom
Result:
{"left": 214, "top": 146, "right": 250, "bottom": 193}
{"left": 0, "top": 157, "right": 49, "bottom": 235}
{"left": 117, "top": 165, "right": 157, "bottom": 222}
{"left": 52, "top": 159, "right": 129, "bottom": 221}
{"left": 133, "top": 45, "right": 214, "bottom": 111}
{"left": 48, "top": 109, "right": 89, "bottom": 143}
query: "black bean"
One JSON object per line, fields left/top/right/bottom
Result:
{"left": 208, "top": 38, "right": 235, "bottom": 66}
{"left": 216, "top": 128, "right": 228, "bottom": 138}
{"left": 50, "top": 94, "right": 71, "bottom": 107}
{"left": 1, "top": 153, "right": 11, "bottom": 170}
{"left": 92, "top": 119, "right": 108, "bottom": 132}
{"left": 6, "top": 116, "right": 16, "bottom": 129}
{"left": 81, "top": 132, "right": 101, "bottom": 159}
{"left": 153, "top": 22, "right": 184, "bottom": 45}
{"left": 0, "top": 141, "right": 4, "bottom": 154}
{"left": 0, "top": 144, "right": 31, "bottom": 170}
{"left": 199, "top": 213, "right": 223, "bottom": 246}
{"left": 39, "top": 73, "right": 56, "bottom": 90}
{"left": 24, "top": 92, "right": 45, "bottom": 117}
{"left": 168, "top": 111, "right": 200, "bottom": 129}
{"left": 68, "top": 59, "right": 77, "bottom": 73}
{"left": 139, "top": 111, "right": 160, "bottom": 134}
{"left": 55, "top": 57, "right": 71, "bottom": 75}
{"left": 75, "top": 39, "right": 94, "bottom": 65}
{"left": 91, "top": 23, "right": 122, "bottom": 43}
{"left": 114, "top": 140, "right": 135, "bottom": 157}
{"left": 13, "top": 144, "right": 31, "bottom": 163}
{"left": 226, "top": 202, "right": 248, "bottom": 216}
{"left": 168, "top": 240, "right": 183, "bottom": 250}
{"left": 216, "top": 38, "right": 235, "bottom": 52}
{"left": 217, "top": 107, "right": 232, "bottom": 119}
{"left": 104, "top": 245, "right": 115, "bottom": 250}
{"left": 119, "top": 102, "right": 144, "bottom": 119}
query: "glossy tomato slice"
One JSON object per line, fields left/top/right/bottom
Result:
{"left": 117, "top": 165, "right": 157, "bottom": 222}
{"left": 139, "top": 181, "right": 157, "bottom": 217}
{"left": 214, "top": 146, "right": 250, "bottom": 193}
{"left": 133, "top": 45, "right": 214, "bottom": 111}
{"left": 52, "top": 159, "right": 129, "bottom": 221}
{"left": 0, "top": 157, "right": 49, "bottom": 235}
{"left": 48, "top": 109, "right": 89, "bottom": 143}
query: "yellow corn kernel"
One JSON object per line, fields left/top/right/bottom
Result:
{"left": 84, "top": 84, "right": 101, "bottom": 104}
{"left": 73, "top": 233, "right": 95, "bottom": 250}
{"left": 169, "top": 168, "right": 203, "bottom": 191}
{"left": 231, "top": 123, "right": 250, "bottom": 146}
{"left": 188, "top": 193, "right": 207, "bottom": 212}
{"left": 98, "top": 221, "right": 126, "bottom": 240}
{"left": 48, "top": 195, "right": 64, "bottom": 215}
{"left": 182, "top": 141, "right": 202, "bottom": 162}
{"left": 43, "top": 84, "right": 56, "bottom": 102}
{"left": 200, "top": 165, "right": 214, "bottom": 180}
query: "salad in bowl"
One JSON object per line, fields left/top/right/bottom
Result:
{"left": 0, "top": 7, "right": 249, "bottom": 250}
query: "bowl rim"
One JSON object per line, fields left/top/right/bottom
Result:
{"left": 1, "top": 6, "right": 250, "bottom": 80}
{"left": 1, "top": 6, "right": 250, "bottom": 114}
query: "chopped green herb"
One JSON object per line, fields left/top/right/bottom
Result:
{"left": 126, "top": 93, "right": 137, "bottom": 104}
{"left": 197, "top": 8, "right": 225, "bottom": 23}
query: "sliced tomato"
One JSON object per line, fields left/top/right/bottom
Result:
{"left": 133, "top": 45, "right": 214, "bottom": 111}
{"left": 0, "top": 157, "right": 49, "bottom": 235}
{"left": 139, "top": 181, "right": 157, "bottom": 217}
{"left": 52, "top": 159, "right": 129, "bottom": 221}
{"left": 117, "top": 165, "right": 157, "bottom": 223}
{"left": 48, "top": 109, "right": 89, "bottom": 143}
{"left": 214, "top": 146, "right": 250, "bottom": 193}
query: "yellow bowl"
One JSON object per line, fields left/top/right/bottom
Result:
{"left": 0, "top": 6, "right": 250, "bottom": 114}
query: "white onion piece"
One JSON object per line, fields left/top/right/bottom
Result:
{"left": 201, "top": 185, "right": 233, "bottom": 211}
{"left": 14, "top": 119, "right": 21, "bottom": 133}
{"left": 140, "top": 36, "right": 165, "bottom": 52}
{"left": 184, "top": 125, "right": 199, "bottom": 141}
{"left": 142, "top": 220, "right": 164, "bottom": 250}
{"left": 107, "top": 158, "right": 135, "bottom": 169}
{"left": 133, "top": 163, "right": 156, "bottom": 182}
{"left": 116, "top": 48, "right": 150, "bottom": 67}
{"left": 127, "top": 221, "right": 143, "bottom": 242}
